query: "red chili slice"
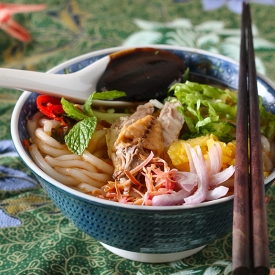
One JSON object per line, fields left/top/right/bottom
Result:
{"left": 36, "top": 95, "right": 65, "bottom": 121}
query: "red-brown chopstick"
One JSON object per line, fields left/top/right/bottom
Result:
{"left": 232, "top": 2, "right": 270, "bottom": 275}
{"left": 232, "top": 2, "right": 250, "bottom": 274}
{"left": 247, "top": 3, "right": 270, "bottom": 274}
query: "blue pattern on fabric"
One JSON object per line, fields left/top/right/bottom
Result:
{"left": 0, "top": 140, "right": 18, "bottom": 157}
{"left": 0, "top": 140, "right": 38, "bottom": 190}
{"left": 0, "top": 209, "right": 21, "bottom": 228}
{"left": 0, "top": 165, "right": 38, "bottom": 190}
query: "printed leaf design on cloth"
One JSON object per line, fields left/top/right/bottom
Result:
{"left": 47, "top": 0, "right": 87, "bottom": 33}
{"left": 66, "top": 245, "right": 77, "bottom": 257}
{"left": 124, "top": 18, "right": 192, "bottom": 46}
{"left": 60, "top": 224, "right": 81, "bottom": 235}
{"left": 196, "top": 33, "right": 220, "bottom": 48}
{"left": 0, "top": 192, "right": 52, "bottom": 216}
{"left": 0, "top": 243, "right": 13, "bottom": 255}
{"left": 88, "top": 257, "right": 108, "bottom": 269}
{"left": 22, "top": 242, "right": 36, "bottom": 251}
{"left": 204, "top": 266, "right": 223, "bottom": 275}
{"left": 195, "top": 20, "right": 225, "bottom": 31}
{"left": 7, "top": 251, "right": 28, "bottom": 263}
{"left": 123, "top": 31, "right": 162, "bottom": 45}
{"left": 51, "top": 264, "right": 66, "bottom": 274}
{"left": 223, "top": 33, "right": 275, "bottom": 51}
{"left": 42, "top": 250, "right": 58, "bottom": 262}
{"left": 28, "top": 260, "right": 40, "bottom": 269}
{"left": 40, "top": 238, "right": 60, "bottom": 249}
{"left": 134, "top": 18, "right": 193, "bottom": 30}
{"left": 252, "top": 37, "right": 275, "bottom": 50}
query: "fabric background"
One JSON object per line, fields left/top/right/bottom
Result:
{"left": 1, "top": 0, "right": 275, "bottom": 274}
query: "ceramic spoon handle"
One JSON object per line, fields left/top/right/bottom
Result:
{"left": 0, "top": 56, "right": 109, "bottom": 103}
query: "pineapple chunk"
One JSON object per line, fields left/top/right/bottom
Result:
{"left": 168, "top": 134, "right": 236, "bottom": 171}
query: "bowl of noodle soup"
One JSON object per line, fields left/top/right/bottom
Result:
{"left": 11, "top": 45, "right": 275, "bottom": 263}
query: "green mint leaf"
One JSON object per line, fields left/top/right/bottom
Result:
{"left": 83, "top": 91, "right": 126, "bottom": 117}
{"left": 64, "top": 117, "right": 97, "bottom": 155}
{"left": 92, "top": 90, "right": 126, "bottom": 100}
{"left": 83, "top": 94, "right": 94, "bottom": 117}
{"left": 61, "top": 97, "right": 88, "bottom": 120}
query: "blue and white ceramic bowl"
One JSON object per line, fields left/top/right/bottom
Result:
{"left": 11, "top": 45, "right": 275, "bottom": 263}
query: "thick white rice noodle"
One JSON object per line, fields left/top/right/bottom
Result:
{"left": 27, "top": 114, "right": 113, "bottom": 193}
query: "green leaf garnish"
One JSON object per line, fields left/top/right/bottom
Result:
{"left": 62, "top": 90, "right": 127, "bottom": 155}
{"left": 64, "top": 117, "right": 97, "bottom": 155}
{"left": 92, "top": 90, "right": 126, "bottom": 100}
{"left": 61, "top": 97, "right": 88, "bottom": 120}
{"left": 83, "top": 94, "right": 94, "bottom": 117}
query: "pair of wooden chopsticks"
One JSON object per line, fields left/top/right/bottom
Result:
{"left": 232, "top": 2, "right": 270, "bottom": 275}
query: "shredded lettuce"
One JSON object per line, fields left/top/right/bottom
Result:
{"left": 169, "top": 81, "right": 275, "bottom": 143}
{"left": 169, "top": 81, "right": 237, "bottom": 142}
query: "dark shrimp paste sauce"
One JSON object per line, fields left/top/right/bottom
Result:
{"left": 96, "top": 47, "right": 186, "bottom": 101}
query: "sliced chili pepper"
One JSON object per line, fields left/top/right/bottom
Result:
{"left": 36, "top": 95, "right": 65, "bottom": 121}
{"left": 22, "top": 139, "right": 30, "bottom": 149}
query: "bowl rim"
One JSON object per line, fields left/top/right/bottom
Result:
{"left": 11, "top": 44, "right": 275, "bottom": 211}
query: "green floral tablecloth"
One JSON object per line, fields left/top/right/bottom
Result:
{"left": 1, "top": 0, "right": 275, "bottom": 274}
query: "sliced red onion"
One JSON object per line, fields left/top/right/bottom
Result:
{"left": 152, "top": 189, "right": 190, "bottom": 206}
{"left": 184, "top": 145, "right": 209, "bottom": 205}
{"left": 170, "top": 169, "right": 198, "bottom": 192}
{"left": 210, "top": 165, "right": 235, "bottom": 187}
{"left": 208, "top": 142, "right": 222, "bottom": 175}
{"left": 206, "top": 186, "right": 229, "bottom": 201}
{"left": 184, "top": 143, "right": 196, "bottom": 173}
